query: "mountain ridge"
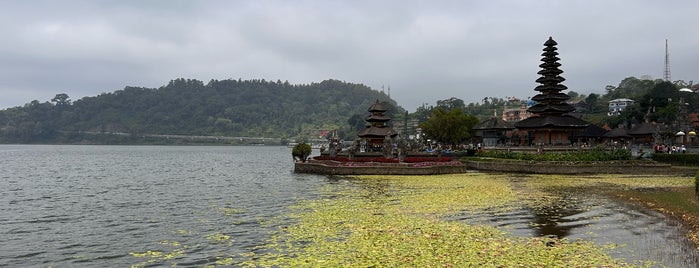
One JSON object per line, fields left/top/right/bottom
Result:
{"left": 0, "top": 78, "right": 403, "bottom": 144}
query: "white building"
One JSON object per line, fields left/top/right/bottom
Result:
{"left": 608, "top": 98, "right": 635, "bottom": 116}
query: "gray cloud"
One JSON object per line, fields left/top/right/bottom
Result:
{"left": 0, "top": 0, "right": 696, "bottom": 111}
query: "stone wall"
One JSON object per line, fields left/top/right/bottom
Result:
{"left": 294, "top": 161, "right": 467, "bottom": 175}
{"left": 465, "top": 160, "right": 678, "bottom": 175}
{"left": 294, "top": 159, "right": 693, "bottom": 176}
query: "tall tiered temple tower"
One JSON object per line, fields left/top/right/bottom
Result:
{"left": 515, "top": 37, "right": 590, "bottom": 145}
{"left": 357, "top": 99, "right": 397, "bottom": 151}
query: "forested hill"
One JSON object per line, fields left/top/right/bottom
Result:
{"left": 0, "top": 78, "right": 401, "bottom": 144}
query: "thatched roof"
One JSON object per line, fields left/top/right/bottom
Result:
{"left": 576, "top": 124, "right": 607, "bottom": 137}
{"left": 628, "top": 123, "right": 659, "bottom": 136}
{"left": 473, "top": 117, "right": 515, "bottom": 130}
{"left": 365, "top": 114, "right": 391, "bottom": 122}
{"left": 357, "top": 126, "right": 397, "bottom": 138}
{"left": 527, "top": 103, "right": 576, "bottom": 114}
{"left": 603, "top": 127, "right": 630, "bottom": 138}
{"left": 514, "top": 115, "right": 589, "bottom": 129}
{"left": 367, "top": 99, "right": 387, "bottom": 112}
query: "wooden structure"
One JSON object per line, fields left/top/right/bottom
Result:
{"left": 628, "top": 123, "right": 661, "bottom": 145}
{"left": 473, "top": 117, "right": 515, "bottom": 147}
{"left": 514, "top": 37, "right": 590, "bottom": 145}
{"left": 357, "top": 100, "right": 398, "bottom": 152}
{"left": 569, "top": 124, "right": 607, "bottom": 146}
{"left": 602, "top": 127, "right": 631, "bottom": 144}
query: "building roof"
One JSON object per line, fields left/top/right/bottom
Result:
{"left": 367, "top": 99, "right": 387, "bottom": 113}
{"left": 531, "top": 92, "right": 570, "bottom": 102}
{"left": 514, "top": 115, "right": 590, "bottom": 129}
{"left": 527, "top": 103, "right": 576, "bottom": 114}
{"left": 603, "top": 127, "right": 630, "bottom": 138}
{"left": 628, "top": 123, "right": 659, "bottom": 136}
{"left": 357, "top": 99, "right": 397, "bottom": 139}
{"left": 609, "top": 98, "right": 634, "bottom": 103}
{"left": 519, "top": 36, "right": 588, "bottom": 130}
{"left": 365, "top": 114, "right": 391, "bottom": 122}
{"left": 357, "top": 126, "right": 397, "bottom": 138}
{"left": 576, "top": 124, "right": 607, "bottom": 137}
{"left": 473, "top": 117, "right": 515, "bottom": 130}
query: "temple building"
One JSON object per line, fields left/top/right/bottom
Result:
{"left": 357, "top": 99, "right": 398, "bottom": 151}
{"left": 514, "top": 37, "right": 590, "bottom": 146}
{"left": 473, "top": 117, "right": 515, "bottom": 147}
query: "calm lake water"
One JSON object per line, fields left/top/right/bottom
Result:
{"left": 1, "top": 145, "right": 697, "bottom": 267}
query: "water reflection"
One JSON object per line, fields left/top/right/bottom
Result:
{"left": 528, "top": 192, "right": 588, "bottom": 238}
{"left": 453, "top": 179, "right": 699, "bottom": 267}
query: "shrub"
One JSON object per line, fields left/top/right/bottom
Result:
{"left": 475, "top": 148, "right": 632, "bottom": 162}
{"left": 652, "top": 153, "right": 699, "bottom": 166}
{"left": 292, "top": 142, "right": 312, "bottom": 162}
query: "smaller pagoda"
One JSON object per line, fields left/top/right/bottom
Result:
{"left": 357, "top": 99, "right": 397, "bottom": 152}
{"left": 515, "top": 37, "right": 590, "bottom": 145}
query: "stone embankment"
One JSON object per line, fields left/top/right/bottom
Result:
{"left": 294, "top": 158, "right": 696, "bottom": 176}
{"left": 464, "top": 159, "right": 696, "bottom": 175}
{"left": 294, "top": 160, "right": 466, "bottom": 175}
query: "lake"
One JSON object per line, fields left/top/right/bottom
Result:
{"left": 1, "top": 145, "right": 697, "bottom": 267}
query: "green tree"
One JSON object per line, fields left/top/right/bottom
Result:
{"left": 640, "top": 81, "right": 679, "bottom": 122}
{"left": 347, "top": 114, "right": 366, "bottom": 131}
{"left": 435, "top": 97, "right": 465, "bottom": 111}
{"left": 567, "top": 91, "right": 580, "bottom": 99}
{"left": 292, "top": 142, "right": 312, "bottom": 162}
{"left": 419, "top": 108, "right": 479, "bottom": 147}
{"left": 0, "top": 78, "right": 404, "bottom": 144}
{"left": 412, "top": 103, "right": 433, "bottom": 122}
{"left": 51, "top": 93, "right": 71, "bottom": 106}
{"left": 585, "top": 93, "right": 601, "bottom": 113}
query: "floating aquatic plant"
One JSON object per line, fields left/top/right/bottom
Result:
{"left": 240, "top": 173, "right": 635, "bottom": 267}
{"left": 130, "top": 173, "right": 685, "bottom": 267}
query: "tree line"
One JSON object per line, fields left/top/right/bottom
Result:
{"left": 0, "top": 78, "right": 401, "bottom": 144}
{"left": 1, "top": 75, "right": 695, "bottom": 146}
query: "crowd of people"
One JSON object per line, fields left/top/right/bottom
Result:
{"left": 654, "top": 144, "right": 687, "bottom": 154}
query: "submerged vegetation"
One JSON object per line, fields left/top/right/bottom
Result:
{"left": 238, "top": 174, "right": 697, "bottom": 267}
{"left": 127, "top": 173, "right": 698, "bottom": 267}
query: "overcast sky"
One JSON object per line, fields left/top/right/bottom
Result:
{"left": 1, "top": 0, "right": 696, "bottom": 111}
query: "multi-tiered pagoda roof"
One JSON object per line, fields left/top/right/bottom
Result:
{"left": 515, "top": 37, "right": 589, "bottom": 129}
{"left": 357, "top": 99, "right": 397, "bottom": 139}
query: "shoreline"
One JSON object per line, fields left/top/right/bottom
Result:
{"left": 295, "top": 157, "right": 697, "bottom": 176}
{"left": 464, "top": 158, "right": 697, "bottom": 175}
{"left": 294, "top": 159, "right": 467, "bottom": 175}
{"left": 296, "top": 158, "right": 699, "bottom": 251}
{"left": 609, "top": 186, "right": 699, "bottom": 249}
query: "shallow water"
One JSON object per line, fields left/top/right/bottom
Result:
{"left": 453, "top": 181, "right": 699, "bottom": 267}
{"left": 1, "top": 145, "right": 697, "bottom": 267}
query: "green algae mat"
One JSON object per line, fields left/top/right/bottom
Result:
{"left": 129, "top": 173, "right": 694, "bottom": 267}
{"left": 240, "top": 173, "right": 694, "bottom": 267}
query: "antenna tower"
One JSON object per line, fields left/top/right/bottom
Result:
{"left": 663, "top": 39, "right": 671, "bottom": 81}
